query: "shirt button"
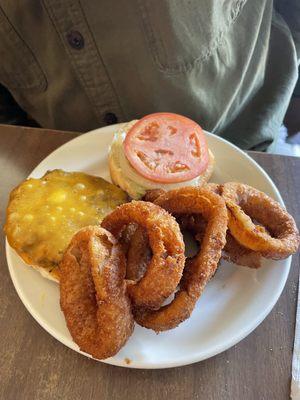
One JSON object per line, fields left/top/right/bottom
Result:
{"left": 104, "top": 112, "right": 118, "bottom": 125}
{"left": 66, "top": 31, "right": 84, "bottom": 50}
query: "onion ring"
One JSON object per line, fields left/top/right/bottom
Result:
{"left": 222, "top": 232, "right": 261, "bottom": 269}
{"left": 125, "top": 224, "right": 151, "bottom": 281}
{"left": 204, "top": 182, "right": 222, "bottom": 195}
{"left": 134, "top": 187, "right": 228, "bottom": 332}
{"left": 222, "top": 182, "right": 299, "bottom": 259}
{"left": 118, "top": 223, "right": 151, "bottom": 281}
{"left": 178, "top": 190, "right": 262, "bottom": 269}
{"left": 143, "top": 189, "right": 166, "bottom": 203}
{"left": 101, "top": 201, "right": 185, "bottom": 309}
{"left": 60, "top": 226, "right": 134, "bottom": 360}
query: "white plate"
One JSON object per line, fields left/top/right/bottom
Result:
{"left": 6, "top": 124, "right": 291, "bottom": 369}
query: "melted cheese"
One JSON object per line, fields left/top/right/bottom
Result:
{"left": 5, "top": 170, "right": 127, "bottom": 275}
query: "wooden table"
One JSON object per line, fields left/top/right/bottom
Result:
{"left": 0, "top": 124, "right": 299, "bottom": 400}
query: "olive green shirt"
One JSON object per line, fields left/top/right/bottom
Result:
{"left": 0, "top": 0, "right": 299, "bottom": 149}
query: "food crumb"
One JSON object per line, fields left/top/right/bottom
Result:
{"left": 269, "top": 348, "right": 273, "bottom": 351}
{"left": 124, "top": 358, "right": 131, "bottom": 365}
{"left": 226, "top": 360, "right": 230, "bottom": 364}
{"left": 277, "top": 311, "right": 284, "bottom": 316}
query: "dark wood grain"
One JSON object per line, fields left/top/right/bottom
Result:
{"left": 0, "top": 125, "right": 299, "bottom": 400}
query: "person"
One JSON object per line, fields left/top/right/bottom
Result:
{"left": 0, "top": 1, "right": 299, "bottom": 151}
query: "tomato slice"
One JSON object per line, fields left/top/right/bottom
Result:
{"left": 124, "top": 113, "right": 209, "bottom": 183}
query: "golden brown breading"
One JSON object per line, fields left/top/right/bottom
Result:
{"left": 222, "top": 232, "right": 261, "bottom": 269}
{"left": 102, "top": 201, "right": 185, "bottom": 310}
{"left": 177, "top": 212, "right": 262, "bottom": 269}
{"left": 60, "top": 226, "right": 133, "bottom": 360}
{"left": 134, "top": 187, "right": 228, "bottom": 332}
{"left": 143, "top": 189, "right": 166, "bottom": 203}
{"left": 222, "top": 182, "right": 300, "bottom": 259}
{"left": 125, "top": 225, "right": 151, "bottom": 281}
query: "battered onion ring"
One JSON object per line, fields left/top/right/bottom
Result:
{"left": 102, "top": 201, "right": 185, "bottom": 309}
{"left": 134, "top": 187, "right": 228, "bottom": 332}
{"left": 222, "top": 182, "right": 300, "bottom": 259}
{"left": 60, "top": 226, "right": 134, "bottom": 360}
{"left": 222, "top": 232, "right": 261, "bottom": 269}
{"left": 178, "top": 192, "right": 262, "bottom": 269}
{"left": 143, "top": 189, "right": 166, "bottom": 203}
{"left": 120, "top": 223, "right": 151, "bottom": 281}
{"left": 126, "top": 226, "right": 151, "bottom": 281}
{"left": 176, "top": 213, "right": 207, "bottom": 242}
{"left": 204, "top": 182, "right": 222, "bottom": 195}
{"left": 118, "top": 222, "right": 148, "bottom": 279}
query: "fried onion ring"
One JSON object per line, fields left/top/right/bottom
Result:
{"left": 177, "top": 200, "right": 262, "bottom": 269}
{"left": 222, "top": 182, "right": 300, "bottom": 259}
{"left": 124, "top": 224, "right": 151, "bottom": 281}
{"left": 145, "top": 185, "right": 261, "bottom": 270}
{"left": 222, "top": 232, "right": 261, "bottom": 269}
{"left": 134, "top": 187, "right": 228, "bottom": 332}
{"left": 203, "top": 183, "right": 262, "bottom": 268}
{"left": 204, "top": 182, "right": 222, "bottom": 195}
{"left": 101, "top": 201, "right": 185, "bottom": 309}
{"left": 60, "top": 226, "right": 134, "bottom": 360}
{"left": 118, "top": 223, "right": 150, "bottom": 281}
{"left": 143, "top": 189, "right": 166, "bottom": 203}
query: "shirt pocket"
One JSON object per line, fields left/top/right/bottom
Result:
{"left": 0, "top": 7, "right": 47, "bottom": 91}
{"left": 138, "top": 0, "right": 247, "bottom": 73}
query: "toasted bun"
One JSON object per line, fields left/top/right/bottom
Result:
{"left": 200, "top": 149, "right": 215, "bottom": 183}
{"left": 5, "top": 169, "right": 127, "bottom": 284}
{"left": 11, "top": 248, "right": 60, "bottom": 282}
{"left": 30, "top": 264, "right": 60, "bottom": 283}
{"left": 109, "top": 152, "right": 140, "bottom": 199}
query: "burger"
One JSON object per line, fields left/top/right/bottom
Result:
{"left": 109, "top": 112, "right": 214, "bottom": 199}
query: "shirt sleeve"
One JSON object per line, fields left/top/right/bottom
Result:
{"left": 275, "top": 0, "right": 300, "bottom": 60}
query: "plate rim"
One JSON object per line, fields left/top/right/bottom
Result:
{"left": 5, "top": 124, "right": 291, "bottom": 369}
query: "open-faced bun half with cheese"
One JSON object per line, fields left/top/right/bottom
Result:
{"left": 109, "top": 113, "right": 215, "bottom": 199}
